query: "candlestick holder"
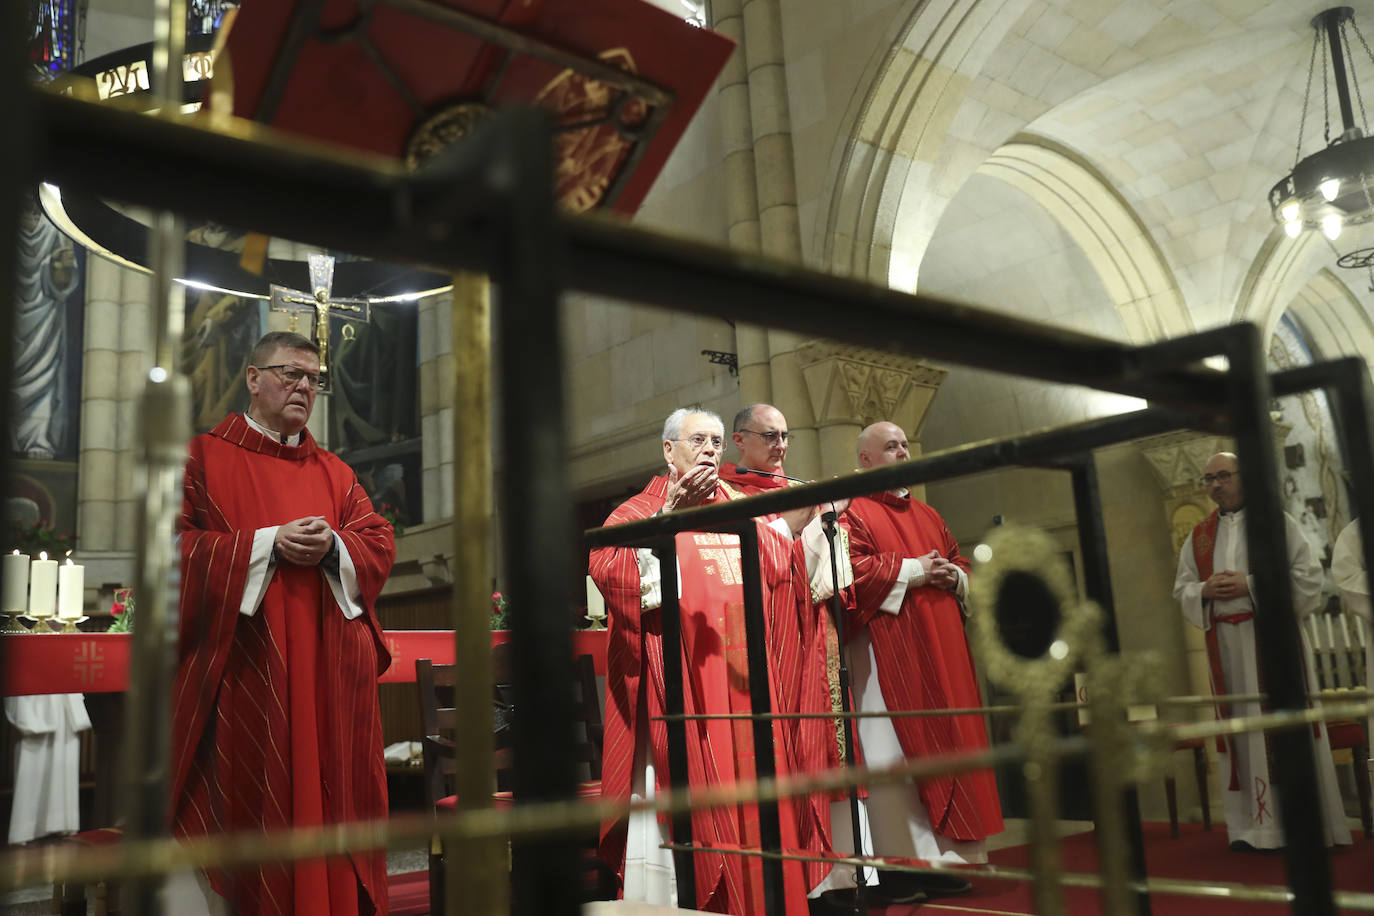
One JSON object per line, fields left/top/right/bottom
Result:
{"left": 584, "top": 610, "right": 607, "bottom": 631}
{"left": 54, "top": 616, "right": 88, "bottom": 634}
{"left": 20, "top": 615, "right": 54, "bottom": 632}
{"left": 1, "top": 613, "right": 32, "bottom": 634}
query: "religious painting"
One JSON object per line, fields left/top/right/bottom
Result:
{"left": 11, "top": 200, "right": 85, "bottom": 464}
{"left": 5, "top": 461, "right": 78, "bottom": 555}
{"left": 330, "top": 301, "right": 420, "bottom": 528}
{"left": 182, "top": 289, "right": 264, "bottom": 434}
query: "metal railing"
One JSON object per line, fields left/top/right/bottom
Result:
{"left": 6, "top": 60, "right": 1374, "bottom": 916}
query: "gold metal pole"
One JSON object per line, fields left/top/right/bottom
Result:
{"left": 448, "top": 271, "right": 508, "bottom": 915}
{"left": 119, "top": 1, "right": 188, "bottom": 913}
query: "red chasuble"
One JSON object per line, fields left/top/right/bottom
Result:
{"left": 172, "top": 414, "right": 395, "bottom": 916}
{"left": 716, "top": 464, "right": 792, "bottom": 527}
{"left": 590, "top": 475, "right": 833, "bottom": 915}
{"left": 841, "top": 493, "right": 1003, "bottom": 843}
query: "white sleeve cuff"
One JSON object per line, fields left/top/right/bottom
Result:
{"left": 240, "top": 527, "right": 278, "bottom": 617}
{"left": 880, "top": 558, "right": 923, "bottom": 615}
{"left": 800, "top": 516, "right": 853, "bottom": 602}
{"left": 768, "top": 517, "right": 793, "bottom": 540}
{"left": 324, "top": 532, "right": 365, "bottom": 620}
{"left": 636, "top": 547, "right": 663, "bottom": 611}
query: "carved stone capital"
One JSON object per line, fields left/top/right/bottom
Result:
{"left": 794, "top": 340, "right": 947, "bottom": 430}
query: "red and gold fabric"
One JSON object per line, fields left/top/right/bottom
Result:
{"left": 840, "top": 492, "right": 1003, "bottom": 844}
{"left": 172, "top": 413, "right": 395, "bottom": 916}
{"left": 590, "top": 475, "right": 833, "bottom": 915}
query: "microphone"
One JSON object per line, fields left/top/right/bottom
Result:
{"left": 730, "top": 465, "right": 812, "bottom": 484}
{"left": 732, "top": 465, "right": 844, "bottom": 525}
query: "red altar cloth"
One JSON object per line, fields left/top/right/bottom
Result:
{"left": 1, "top": 629, "right": 607, "bottom": 696}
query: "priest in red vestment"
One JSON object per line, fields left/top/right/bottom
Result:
{"left": 589, "top": 407, "right": 838, "bottom": 916}
{"left": 172, "top": 331, "right": 395, "bottom": 916}
{"left": 830, "top": 421, "right": 1002, "bottom": 901}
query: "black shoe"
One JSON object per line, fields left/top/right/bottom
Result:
{"left": 881, "top": 870, "right": 973, "bottom": 898}
{"left": 811, "top": 887, "right": 925, "bottom": 912}
{"left": 1229, "top": 840, "right": 1284, "bottom": 854}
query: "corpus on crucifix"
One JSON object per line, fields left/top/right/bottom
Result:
{"left": 268, "top": 252, "right": 371, "bottom": 394}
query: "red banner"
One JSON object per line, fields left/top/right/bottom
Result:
{"left": 2, "top": 629, "right": 606, "bottom": 696}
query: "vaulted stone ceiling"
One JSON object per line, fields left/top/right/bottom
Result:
{"left": 864, "top": 0, "right": 1374, "bottom": 340}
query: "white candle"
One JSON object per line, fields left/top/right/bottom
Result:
{"left": 58, "top": 559, "right": 85, "bottom": 620}
{"left": 585, "top": 575, "right": 607, "bottom": 622}
{"left": 3, "top": 551, "right": 29, "bottom": 614}
{"left": 29, "top": 552, "right": 57, "bottom": 618}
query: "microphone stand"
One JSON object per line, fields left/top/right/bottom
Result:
{"left": 821, "top": 508, "right": 868, "bottom": 916}
{"left": 736, "top": 466, "right": 868, "bottom": 911}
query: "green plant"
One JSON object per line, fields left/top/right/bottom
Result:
{"left": 107, "top": 587, "right": 134, "bottom": 633}
{"left": 490, "top": 590, "right": 509, "bottom": 630}
{"left": 378, "top": 502, "right": 406, "bottom": 537}
{"left": 7, "top": 519, "right": 74, "bottom": 557}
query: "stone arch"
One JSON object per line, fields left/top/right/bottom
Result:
{"left": 1235, "top": 228, "right": 1354, "bottom": 343}
{"left": 1282, "top": 269, "right": 1374, "bottom": 371}
{"left": 814, "top": 0, "right": 1035, "bottom": 285}
{"left": 975, "top": 137, "right": 1193, "bottom": 343}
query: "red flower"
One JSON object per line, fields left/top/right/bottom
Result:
{"left": 110, "top": 602, "right": 125, "bottom": 616}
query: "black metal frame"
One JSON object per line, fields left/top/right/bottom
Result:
{"left": 8, "top": 83, "right": 1374, "bottom": 916}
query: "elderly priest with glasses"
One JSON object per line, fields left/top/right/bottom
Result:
{"left": 171, "top": 331, "right": 396, "bottom": 915}
{"left": 589, "top": 406, "right": 848, "bottom": 915}
{"left": 1172, "top": 451, "right": 1350, "bottom": 853}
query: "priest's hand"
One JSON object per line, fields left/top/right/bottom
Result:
{"left": 275, "top": 516, "right": 334, "bottom": 566}
{"left": 664, "top": 463, "right": 717, "bottom": 511}
{"left": 921, "top": 550, "right": 960, "bottom": 589}
{"left": 1201, "top": 570, "right": 1249, "bottom": 601}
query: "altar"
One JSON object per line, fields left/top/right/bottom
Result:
{"left": 0, "top": 628, "right": 608, "bottom": 831}
{"left": 1, "top": 629, "right": 608, "bottom": 695}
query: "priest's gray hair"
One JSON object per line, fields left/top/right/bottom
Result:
{"left": 663, "top": 407, "right": 723, "bottom": 443}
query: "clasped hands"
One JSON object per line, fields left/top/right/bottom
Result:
{"left": 274, "top": 515, "right": 333, "bottom": 566}
{"left": 919, "top": 549, "right": 960, "bottom": 590}
{"left": 1200, "top": 570, "right": 1250, "bottom": 601}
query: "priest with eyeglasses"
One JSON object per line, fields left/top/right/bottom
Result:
{"left": 589, "top": 406, "right": 848, "bottom": 915}
{"left": 1172, "top": 451, "right": 1350, "bottom": 853}
{"left": 170, "top": 331, "right": 396, "bottom": 915}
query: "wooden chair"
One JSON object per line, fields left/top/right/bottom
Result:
{"left": 416, "top": 645, "right": 609, "bottom": 913}
{"left": 1326, "top": 719, "right": 1373, "bottom": 839}
{"left": 1164, "top": 736, "right": 1211, "bottom": 837}
{"left": 52, "top": 826, "right": 123, "bottom": 916}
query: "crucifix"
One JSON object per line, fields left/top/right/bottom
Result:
{"left": 268, "top": 252, "right": 372, "bottom": 393}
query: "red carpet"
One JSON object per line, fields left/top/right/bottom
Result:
{"left": 878, "top": 824, "right": 1374, "bottom": 916}
{"left": 387, "top": 869, "right": 430, "bottom": 916}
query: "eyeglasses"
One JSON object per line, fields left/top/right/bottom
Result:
{"left": 254, "top": 364, "right": 321, "bottom": 389}
{"left": 740, "top": 429, "right": 790, "bottom": 445}
{"left": 1201, "top": 470, "right": 1235, "bottom": 486}
{"left": 671, "top": 434, "right": 724, "bottom": 450}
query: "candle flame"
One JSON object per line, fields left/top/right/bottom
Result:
{"left": 10, "top": 549, "right": 17, "bottom": 556}
{"left": 39, "top": 551, "right": 48, "bottom": 561}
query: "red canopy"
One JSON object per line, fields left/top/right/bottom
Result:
{"left": 221, "top": 0, "right": 734, "bottom": 215}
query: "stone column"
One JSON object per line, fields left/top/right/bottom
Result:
{"left": 738, "top": 0, "right": 822, "bottom": 477}
{"left": 713, "top": 0, "right": 770, "bottom": 402}
{"left": 76, "top": 255, "right": 123, "bottom": 551}
{"left": 795, "top": 342, "right": 947, "bottom": 494}
{"left": 418, "top": 288, "right": 457, "bottom": 523}
{"left": 114, "top": 270, "right": 153, "bottom": 551}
